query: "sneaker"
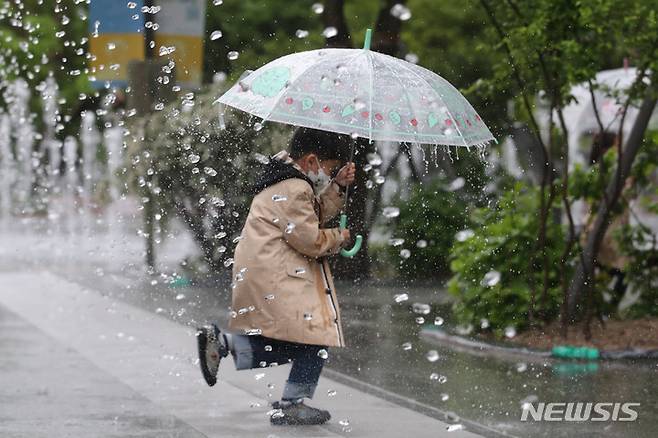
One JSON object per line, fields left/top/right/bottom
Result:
{"left": 270, "top": 400, "right": 331, "bottom": 426}
{"left": 196, "top": 324, "right": 228, "bottom": 387}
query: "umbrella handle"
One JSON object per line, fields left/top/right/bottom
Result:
{"left": 339, "top": 214, "right": 362, "bottom": 258}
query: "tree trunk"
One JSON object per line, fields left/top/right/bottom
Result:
{"left": 566, "top": 93, "right": 657, "bottom": 319}
{"left": 322, "top": 0, "right": 352, "bottom": 48}
{"left": 372, "top": 0, "right": 405, "bottom": 56}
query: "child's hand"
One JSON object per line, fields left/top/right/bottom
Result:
{"left": 341, "top": 229, "right": 351, "bottom": 242}
{"left": 334, "top": 162, "right": 356, "bottom": 187}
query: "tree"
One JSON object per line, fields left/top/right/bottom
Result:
{"left": 476, "top": 0, "right": 658, "bottom": 336}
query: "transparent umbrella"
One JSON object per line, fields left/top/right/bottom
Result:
{"left": 217, "top": 29, "right": 496, "bottom": 257}
{"left": 217, "top": 29, "right": 495, "bottom": 148}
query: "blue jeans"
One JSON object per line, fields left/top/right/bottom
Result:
{"left": 231, "top": 334, "right": 327, "bottom": 400}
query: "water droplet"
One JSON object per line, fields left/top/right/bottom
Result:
{"left": 272, "top": 194, "right": 287, "bottom": 202}
{"left": 434, "top": 316, "right": 444, "bottom": 326}
{"left": 504, "top": 326, "right": 517, "bottom": 339}
{"left": 516, "top": 362, "right": 528, "bottom": 373}
{"left": 430, "top": 372, "right": 439, "bottom": 380}
{"left": 402, "top": 342, "right": 412, "bottom": 350}
{"left": 303, "top": 313, "right": 313, "bottom": 320}
{"left": 227, "top": 51, "right": 239, "bottom": 61}
{"left": 415, "top": 316, "right": 425, "bottom": 324}
{"left": 245, "top": 328, "right": 262, "bottom": 336}
{"left": 295, "top": 29, "right": 309, "bottom": 39}
{"left": 224, "top": 258, "right": 234, "bottom": 267}
{"left": 480, "top": 318, "right": 490, "bottom": 329}
{"left": 127, "top": 1, "right": 137, "bottom": 8}
{"left": 447, "top": 424, "right": 464, "bottom": 432}
{"left": 412, "top": 303, "right": 431, "bottom": 315}
{"left": 382, "top": 206, "right": 400, "bottom": 218}
{"left": 264, "top": 294, "right": 275, "bottom": 301}
{"left": 327, "top": 389, "right": 337, "bottom": 397}
{"left": 255, "top": 373, "right": 265, "bottom": 380}
{"left": 210, "top": 30, "right": 223, "bottom": 40}
{"left": 188, "top": 153, "right": 200, "bottom": 164}
{"left": 390, "top": 4, "right": 412, "bottom": 21}
{"left": 322, "top": 27, "right": 338, "bottom": 38}
{"left": 253, "top": 122, "right": 264, "bottom": 131}
{"left": 394, "top": 293, "right": 408, "bottom": 303}
{"left": 426, "top": 350, "right": 439, "bottom": 362}
{"left": 388, "top": 238, "right": 405, "bottom": 247}
{"left": 448, "top": 177, "right": 465, "bottom": 191}
{"left": 265, "top": 345, "right": 273, "bottom": 352}
{"left": 259, "top": 361, "right": 267, "bottom": 367}
{"left": 295, "top": 267, "right": 306, "bottom": 275}
{"left": 107, "top": 42, "right": 116, "bottom": 51}
{"left": 481, "top": 270, "right": 501, "bottom": 287}
{"left": 254, "top": 153, "right": 270, "bottom": 164}
{"left": 441, "top": 393, "right": 450, "bottom": 401}
{"left": 312, "top": 3, "right": 324, "bottom": 14}
{"left": 213, "top": 0, "right": 223, "bottom": 5}
{"left": 285, "top": 222, "right": 296, "bottom": 234}
{"left": 416, "top": 239, "right": 428, "bottom": 248}
{"left": 338, "top": 419, "right": 350, "bottom": 427}
{"left": 405, "top": 53, "right": 419, "bottom": 64}
{"left": 455, "top": 229, "right": 474, "bottom": 242}
{"left": 317, "top": 349, "right": 328, "bottom": 359}
{"left": 400, "top": 249, "right": 411, "bottom": 259}
{"left": 366, "top": 153, "right": 383, "bottom": 167}
{"left": 175, "top": 293, "right": 185, "bottom": 300}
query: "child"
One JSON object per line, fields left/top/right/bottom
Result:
{"left": 196, "top": 127, "right": 356, "bottom": 425}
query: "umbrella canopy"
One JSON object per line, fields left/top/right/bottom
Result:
{"left": 217, "top": 30, "right": 494, "bottom": 148}
{"left": 561, "top": 67, "right": 658, "bottom": 166}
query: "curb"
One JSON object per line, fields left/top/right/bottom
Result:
{"left": 420, "top": 327, "right": 658, "bottom": 362}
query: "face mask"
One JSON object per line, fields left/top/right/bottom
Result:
{"left": 306, "top": 159, "right": 332, "bottom": 192}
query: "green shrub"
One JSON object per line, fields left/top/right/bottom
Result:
{"left": 447, "top": 183, "right": 566, "bottom": 335}
{"left": 386, "top": 180, "right": 471, "bottom": 279}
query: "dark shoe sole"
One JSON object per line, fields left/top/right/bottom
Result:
{"left": 269, "top": 403, "right": 331, "bottom": 426}
{"left": 196, "top": 328, "right": 217, "bottom": 387}
{"left": 270, "top": 414, "right": 330, "bottom": 426}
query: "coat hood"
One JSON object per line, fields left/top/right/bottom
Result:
{"left": 251, "top": 150, "right": 313, "bottom": 195}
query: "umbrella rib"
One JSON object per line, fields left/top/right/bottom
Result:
{"left": 366, "top": 50, "right": 374, "bottom": 142}
{"left": 377, "top": 55, "right": 423, "bottom": 146}
{"left": 392, "top": 59, "right": 469, "bottom": 147}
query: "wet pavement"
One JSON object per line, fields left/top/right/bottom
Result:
{"left": 0, "top": 271, "right": 482, "bottom": 438}
{"left": 1, "top": 213, "right": 657, "bottom": 437}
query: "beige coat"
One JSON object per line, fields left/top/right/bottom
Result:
{"left": 228, "top": 152, "right": 346, "bottom": 347}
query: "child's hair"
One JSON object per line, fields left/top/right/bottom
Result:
{"left": 289, "top": 127, "right": 351, "bottom": 162}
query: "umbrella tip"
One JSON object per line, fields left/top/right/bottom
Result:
{"left": 363, "top": 28, "right": 372, "bottom": 51}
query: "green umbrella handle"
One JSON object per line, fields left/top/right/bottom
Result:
{"left": 339, "top": 214, "right": 362, "bottom": 258}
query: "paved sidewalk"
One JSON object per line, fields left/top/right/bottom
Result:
{"left": 0, "top": 271, "right": 484, "bottom": 438}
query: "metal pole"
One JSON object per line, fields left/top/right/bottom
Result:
{"left": 143, "top": 0, "right": 156, "bottom": 270}
{"left": 144, "top": 0, "right": 155, "bottom": 59}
